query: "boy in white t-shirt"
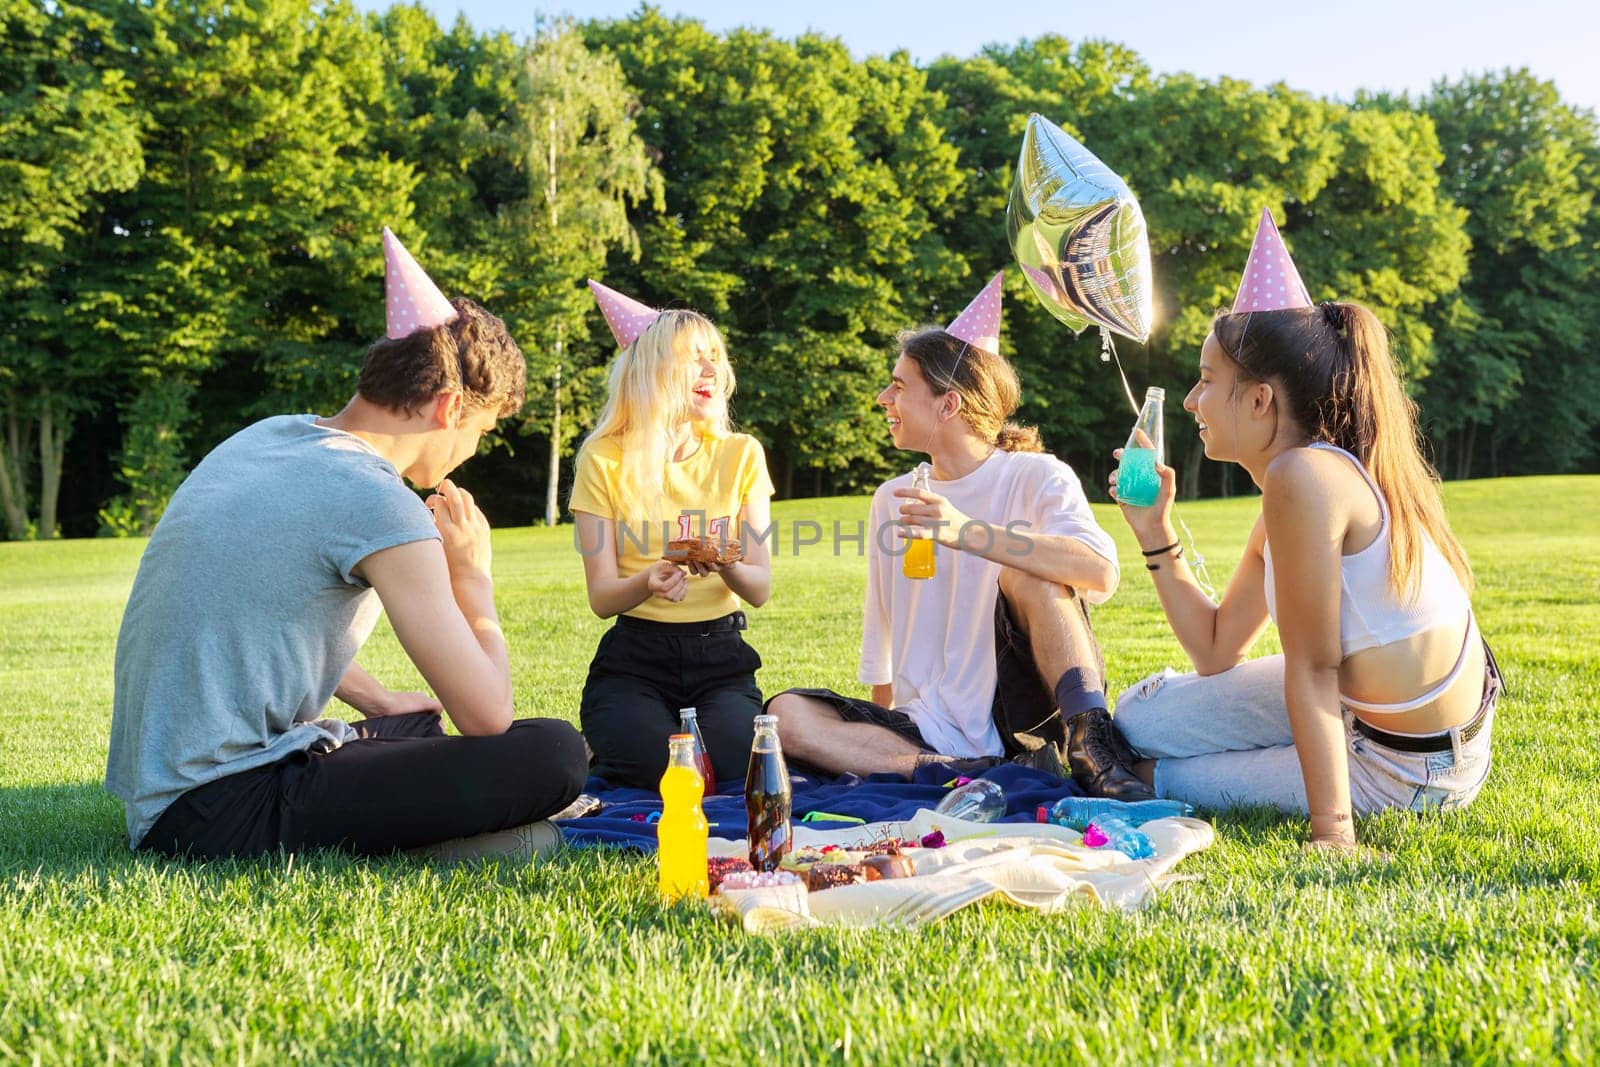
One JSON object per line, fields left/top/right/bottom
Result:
{"left": 767, "top": 277, "right": 1153, "bottom": 800}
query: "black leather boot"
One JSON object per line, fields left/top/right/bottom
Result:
{"left": 1010, "top": 742, "right": 1069, "bottom": 781}
{"left": 1065, "top": 708, "right": 1155, "bottom": 801}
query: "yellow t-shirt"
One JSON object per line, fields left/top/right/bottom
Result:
{"left": 569, "top": 432, "right": 775, "bottom": 623}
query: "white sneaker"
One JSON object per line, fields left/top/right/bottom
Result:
{"left": 407, "top": 820, "right": 565, "bottom": 863}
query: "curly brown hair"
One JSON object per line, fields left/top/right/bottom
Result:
{"left": 357, "top": 298, "right": 527, "bottom": 418}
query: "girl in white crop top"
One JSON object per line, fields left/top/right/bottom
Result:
{"left": 1106, "top": 301, "right": 1498, "bottom": 854}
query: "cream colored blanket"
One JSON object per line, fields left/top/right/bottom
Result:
{"left": 710, "top": 810, "right": 1214, "bottom": 933}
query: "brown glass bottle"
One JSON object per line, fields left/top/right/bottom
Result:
{"left": 744, "top": 714, "right": 793, "bottom": 871}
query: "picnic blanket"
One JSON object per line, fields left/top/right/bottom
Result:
{"left": 554, "top": 762, "right": 1084, "bottom": 850}
{"left": 710, "top": 811, "right": 1215, "bottom": 931}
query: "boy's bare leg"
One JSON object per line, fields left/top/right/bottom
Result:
{"left": 765, "top": 692, "right": 925, "bottom": 777}
{"left": 997, "top": 567, "right": 1103, "bottom": 689}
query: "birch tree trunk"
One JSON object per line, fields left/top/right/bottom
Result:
{"left": 546, "top": 357, "right": 561, "bottom": 527}
{"left": 38, "top": 387, "right": 64, "bottom": 538}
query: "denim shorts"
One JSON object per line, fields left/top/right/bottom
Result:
{"left": 1112, "top": 647, "right": 1502, "bottom": 815}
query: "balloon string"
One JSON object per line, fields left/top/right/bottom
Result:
{"left": 1177, "top": 515, "right": 1218, "bottom": 603}
{"left": 1099, "top": 328, "right": 1140, "bottom": 415}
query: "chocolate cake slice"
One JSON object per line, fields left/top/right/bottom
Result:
{"left": 663, "top": 536, "right": 743, "bottom": 566}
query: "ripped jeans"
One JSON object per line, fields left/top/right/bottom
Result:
{"left": 1113, "top": 654, "right": 1500, "bottom": 815}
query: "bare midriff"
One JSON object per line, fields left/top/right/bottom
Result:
{"left": 1340, "top": 619, "right": 1487, "bottom": 735}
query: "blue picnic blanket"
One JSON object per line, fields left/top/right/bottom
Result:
{"left": 555, "top": 762, "right": 1082, "bottom": 850}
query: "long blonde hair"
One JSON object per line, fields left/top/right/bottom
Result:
{"left": 1214, "top": 302, "right": 1473, "bottom": 599}
{"left": 582, "top": 309, "right": 735, "bottom": 509}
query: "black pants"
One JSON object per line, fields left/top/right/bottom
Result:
{"left": 579, "top": 612, "right": 763, "bottom": 788}
{"left": 139, "top": 713, "right": 588, "bottom": 860}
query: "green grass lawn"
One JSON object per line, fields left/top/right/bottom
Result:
{"left": 2, "top": 476, "right": 1596, "bottom": 1064}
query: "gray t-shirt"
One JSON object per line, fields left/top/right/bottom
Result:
{"left": 106, "top": 414, "right": 440, "bottom": 846}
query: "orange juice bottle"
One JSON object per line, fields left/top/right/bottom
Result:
{"left": 902, "top": 463, "right": 936, "bottom": 579}
{"left": 658, "top": 734, "right": 709, "bottom": 901}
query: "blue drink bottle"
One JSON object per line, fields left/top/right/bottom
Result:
{"left": 1117, "top": 387, "right": 1165, "bottom": 508}
{"left": 1044, "top": 797, "right": 1193, "bottom": 830}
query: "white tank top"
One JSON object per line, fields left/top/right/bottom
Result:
{"left": 1263, "top": 442, "right": 1471, "bottom": 658}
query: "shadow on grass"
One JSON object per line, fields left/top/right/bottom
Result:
{"left": 0, "top": 781, "right": 652, "bottom": 893}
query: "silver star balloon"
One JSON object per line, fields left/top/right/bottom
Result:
{"left": 1007, "top": 113, "right": 1153, "bottom": 343}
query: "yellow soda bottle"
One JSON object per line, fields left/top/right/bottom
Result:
{"left": 658, "top": 734, "right": 709, "bottom": 901}
{"left": 902, "top": 462, "right": 935, "bottom": 579}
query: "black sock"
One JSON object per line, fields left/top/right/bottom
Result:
{"left": 1054, "top": 667, "right": 1108, "bottom": 723}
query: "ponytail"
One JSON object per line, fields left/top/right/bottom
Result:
{"left": 1338, "top": 304, "right": 1474, "bottom": 599}
{"left": 996, "top": 422, "right": 1044, "bottom": 453}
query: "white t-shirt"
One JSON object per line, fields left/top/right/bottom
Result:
{"left": 858, "top": 449, "right": 1118, "bottom": 757}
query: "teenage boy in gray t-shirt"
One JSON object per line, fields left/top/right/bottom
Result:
{"left": 106, "top": 232, "right": 587, "bottom": 860}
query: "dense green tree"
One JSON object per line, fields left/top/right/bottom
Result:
{"left": 927, "top": 37, "right": 1156, "bottom": 491}
{"left": 4, "top": 5, "right": 1596, "bottom": 535}
{"left": 585, "top": 10, "right": 968, "bottom": 496}
{"left": 364, "top": 4, "right": 526, "bottom": 304}
{"left": 0, "top": 0, "right": 142, "bottom": 537}
{"left": 1413, "top": 70, "right": 1600, "bottom": 478}
{"left": 83, "top": 0, "right": 415, "bottom": 534}
{"left": 499, "top": 19, "right": 662, "bottom": 524}
{"left": 357, "top": 10, "right": 662, "bottom": 525}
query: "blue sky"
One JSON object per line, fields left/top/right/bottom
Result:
{"left": 365, "top": 0, "right": 1600, "bottom": 112}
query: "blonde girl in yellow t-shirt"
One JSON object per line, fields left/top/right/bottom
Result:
{"left": 569, "top": 282, "right": 774, "bottom": 788}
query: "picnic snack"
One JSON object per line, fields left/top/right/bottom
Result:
{"left": 859, "top": 837, "right": 920, "bottom": 856}
{"left": 707, "top": 856, "right": 754, "bottom": 892}
{"left": 664, "top": 536, "right": 743, "bottom": 566}
{"left": 779, "top": 846, "right": 828, "bottom": 870}
{"left": 780, "top": 846, "right": 869, "bottom": 872}
{"left": 804, "top": 863, "right": 867, "bottom": 892}
{"left": 718, "top": 869, "right": 801, "bottom": 892}
{"left": 862, "top": 853, "right": 915, "bottom": 880}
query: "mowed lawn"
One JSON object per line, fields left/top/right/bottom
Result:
{"left": 1, "top": 476, "right": 1596, "bottom": 1064}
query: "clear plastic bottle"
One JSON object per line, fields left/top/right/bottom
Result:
{"left": 678, "top": 707, "right": 715, "bottom": 797}
{"left": 902, "top": 463, "right": 935, "bottom": 579}
{"left": 1082, "top": 816, "right": 1155, "bottom": 860}
{"left": 1116, "top": 387, "right": 1165, "bottom": 508}
{"left": 1044, "top": 796, "right": 1192, "bottom": 831}
{"left": 745, "top": 714, "right": 793, "bottom": 871}
{"left": 658, "top": 734, "right": 709, "bottom": 901}
{"left": 933, "top": 778, "right": 1006, "bottom": 822}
